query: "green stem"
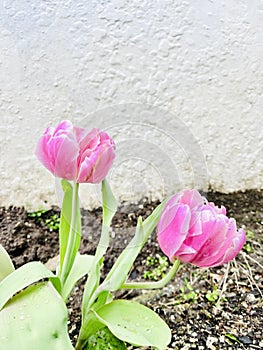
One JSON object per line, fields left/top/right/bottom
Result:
{"left": 121, "top": 259, "right": 181, "bottom": 290}
{"left": 60, "top": 182, "right": 79, "bottom": 285}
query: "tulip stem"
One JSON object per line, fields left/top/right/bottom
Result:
{"left": 121, "top": 259, "right": 181, "bottom": 290}
{"left": 60, "top": 182, "right": 79, "bottom": 286}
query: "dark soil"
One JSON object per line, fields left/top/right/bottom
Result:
{"left": 0, "top": 189, "right": 262, "bottom": 350}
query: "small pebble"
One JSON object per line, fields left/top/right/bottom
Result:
{"left": 206, "top": 336, "right": 218, "bottom": 350}
{"left": 245, "top": 293, "right": 257, "bottom": 304}
{"left": 219, "top": 335, "right": 225, "bottom": 343}
{"left": 239, "top": 336, "right": 252, "bottom": 345}
{"left": 189, "top": 337, "right": 196, "bottom": 343}
{"left": 181, "top": 345, "right": 191, "bottom": 350}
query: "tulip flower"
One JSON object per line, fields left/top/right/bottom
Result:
{"left": 36, "top": 120, "right": 115, "bottom": 183}
{"left": 157, "top": 189, "right": 246, "bottom": 267}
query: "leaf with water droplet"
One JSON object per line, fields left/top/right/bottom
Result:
{"left": 0, "top": 282, "right": 74, "bottom": 350}
{"left": 94, "top": 300, "right": 171, "bottom": 349}
{"left": 0, "top": 261, "right": 59, "bottom": 311}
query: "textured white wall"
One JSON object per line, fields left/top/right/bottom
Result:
{"left": 0, "top": 1, "right": 262, "bottom": 209}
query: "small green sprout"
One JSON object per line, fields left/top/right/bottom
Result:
{"left": 175, "top": 278, "right": 198, "bottom": 304}
{"left": 206, "top": 286, "right": 226, "bottom": 303}
{"left": 44, "top": 214, "right": 60, "bottom": 231}
{"left": 28, "top": 210, "right": 60, "bottom": 232}
{"left": 143, "top": 254, "right": 169, "bottom": 281}
{"left": 225, "top": 333, "right": 240, "bottom": 344}
{"left": 206, "top": 286, "right": 219, "bottom": 302}
{"left": 86, "top": 327, "right": 126, "bottom": 350}
{"left": 27, "top": 209, "right": 47, "bottom": 219}
{"left": 243, "top": 230, "right": 255, "bottom": 254}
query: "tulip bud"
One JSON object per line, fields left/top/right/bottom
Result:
{"left": 157, "top": 189, "right": 246, "bottom": 267}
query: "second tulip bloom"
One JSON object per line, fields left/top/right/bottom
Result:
{"left": 157, "top": 189, "right": 246, "bottom": 267}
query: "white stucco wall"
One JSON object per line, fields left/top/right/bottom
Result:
{"left": 0, "top": 1, "right": 262, "bottom": 209}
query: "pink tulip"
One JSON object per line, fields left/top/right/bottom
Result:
{"left": 36, "top": 120, "right": 115, "bottom": 183}
{"left": 157, "top": 189, "right": 246, "bottom": 267}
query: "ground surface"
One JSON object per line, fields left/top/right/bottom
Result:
{"left": 0, "top": 189, "right": 262, "bottom": 350}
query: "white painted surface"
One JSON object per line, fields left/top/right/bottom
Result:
{"left": 0, "top": 1, "right": 262, "bottom": 209}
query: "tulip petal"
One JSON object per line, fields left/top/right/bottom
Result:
{"left": 182, "top": 208, "right": 219, "bottom": 259}
{"left": 76, "top": 149, "right": 99, "bottom": 183}
{"left": 89, "top": 143, "right": 116, "bottom": 183}
{"left": 35, "top": 127, "right": 55, "bottom": 173}
{"left": 75, "top": 127, "right": 100, "bottom": 157}
{"left": 208, "top": 202, "right": 227, "bottom": 216}
{"left": 191, "top": 216, "right": 229, "bottom": 267}
{"left": 157, "top": 198, "right": 181, "bottom": 233}
{"left": 181, "top": 189, "right": 204, "bottom": 208}
{"left": 53, "top": 135, "right": 79, "bottom": 180}
{"left": 188, "top": 210, "right": 203, "bottom": 237}
{"left": 76, "top": 128, "right": 116, "bottom": 183}
{"left": 210, "top": 228, "right": 246, "bottom": 267}
{"left": 157, "top": 204, "right": 191, "bottom": 260}
{"left": 35, "top": 120, "right": 80, "bottom": 180}
{"left": 175, "top": 244, "right": 197, "bottom": 263}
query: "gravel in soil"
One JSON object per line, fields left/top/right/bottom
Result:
{"left": 0, "top": 189, "right": 262, "bottom": 350}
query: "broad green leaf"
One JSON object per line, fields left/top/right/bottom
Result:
{"left": 0, "top": 282, "right": 74, "bottom": 350}
{"left": 61, "top": 253, "right": 94, "bottom": 301}
{"left": 95, "top": 300, "right": 171, "bottom": 350}
{"left": 0, "top": 261, "right": 58, "bottom": 311}
{"left": 0, "top": 244, "right": 15, "bottom": 282}
{"left": 82, "top": 180, "right": 117, "bottom": 315}
{"left": 59, "top": 180, "right": 81, "bottom": 275}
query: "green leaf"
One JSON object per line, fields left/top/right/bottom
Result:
{"left": 60, "top": 180, "right": 73, "bottom": 267}
{"left": 95, "top": 300, "right": 171, "bottom": 350}
{"left": 0, "top": 282, "right": 74, "bottom": 350}
{"left": 100, "top": 199, "right": 169, "bottom": 292}
{"left": 101, "top": 217, "right": 144, "bottom": 291}
{"left": 61, "top": 253, "right": 94, "bottom": 301}
{"left": 88, "top": 291, "right": 110, "bottom": 312}
{"left": 246, "top": 230, "right": 255, "bottom": 240}
{"left": 59, "top": 179, "right": 81, "bottom": 274}
{"left": 82, "top": 180, "right": 117, "bottom": 314}
{"left": 141, "top": 198, "right": 170, "bottom": 245}
{"left": 0, "top": 244, "right": 15, "bottom": 282}
{"left": 225, "top": 333, "right": 240, "bottom": 343}
{"left": 101, "top": 179, "right": 118, "bottom": 227}
{"left": 0, "top": 261, "right": 58, "bottom": 311}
